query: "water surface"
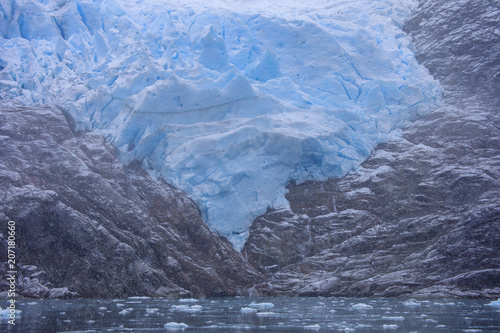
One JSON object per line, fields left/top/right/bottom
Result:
{"left": 1, "top": 297, "right": 499, "bottom": 332}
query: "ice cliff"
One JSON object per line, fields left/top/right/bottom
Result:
{"left": 0, "top": 0, "right": 441, "bottom": 249}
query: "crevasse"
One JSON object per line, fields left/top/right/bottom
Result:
{"left": 0, "top": 0, "right": 442, "bottom": 249}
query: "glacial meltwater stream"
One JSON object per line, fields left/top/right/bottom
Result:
{"left": 2, "top": 297, "right": 499, "bottom": 332}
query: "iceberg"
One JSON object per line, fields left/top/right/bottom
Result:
{"left": 0, "top": 0, "right": 441, "bottom": 249}
{"left": 118, "top": 308, "right": 134, "bottom": 315}
{"left": 240, "top": 307, "right": 257, "bottom": 313}
{"left": 164, "top": 322, "right": 188, "bottom": 330}
{"left": 486, "top": 299, "right": 500, "bottom": 307}
{"left": 248, "top": 302, "right": 275, "bottom": 309}
{"left": 351, "top": 303, "right": 373, "bottom": 310}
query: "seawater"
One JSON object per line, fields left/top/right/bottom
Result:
{"left": 1, "top": 297, "right": 499, "bottom": 332}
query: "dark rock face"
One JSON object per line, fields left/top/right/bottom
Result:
{"left": 405, "top": 0, "right": 500, "bottom": 103}
{"left": 243, "top": 0, "right": 500, "bottom": 298}
{"left": 0, "top": 103, "right": 261, "bottom": 298}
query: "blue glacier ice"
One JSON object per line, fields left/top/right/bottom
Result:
{"left": 0, "top": 0, "right": 442, "bottom": 249}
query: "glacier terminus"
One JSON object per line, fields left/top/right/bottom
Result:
{"left": 0, "top": 0, "right": 442, "bottom": 249}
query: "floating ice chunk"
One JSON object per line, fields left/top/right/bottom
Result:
{"left": 382, "top": 316, "right": 405, "bottom": 321}
{"left": 249, "top": 302, "right": 275, "bottom": 309}
{"left": 171, "top": 305, "right": 190, "bottom": 311}
{"left": 118, "top": 308, "right": 134, "bottom": 315}
{"left": 255, "top": 312, "right": 277, "bottom": 316}
{"left": 179, "top": 298, "right": 199, "bottom": 303}
{"left": 0, "top": 307, "right": 21, "bottom": 317}
{"left": 404, "top": 301, "right": 421, "bottom": 307}
{"left": 164, "top": 322, "right": 188, "bottom": 330}
{"left": 355, "top": 324, "right": 372, "bottom": 328}
{"left": 128, "top": 296, "right": 151, "bottom": 300}
{"left": 383, "top": 324, "right": 399, "bottom": 329}
{"left": 171, "top": 305, "right": 203, "bottom": 313}
{"left": 146, "top": 308, "right": 160, "bottom": 314}
{"left": 189, "top": 305, "right": 203, "bottom": 312}
{"left": 304, "top": 324, "right": 321, "bottom": 330}
{"left": 351, "top": 303, "right": 373, "bottom": 309}
{"left": 486, "top": 299, "right": 500, "bottom": 307}
{"left": 98, "top": 307, "right": 107, "bottom": 311}
{"left": 240, "top": 307, "right": 257, "bottom": 313}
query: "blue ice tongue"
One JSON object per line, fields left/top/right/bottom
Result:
{"left": 0, "top": 0, "right": 442, "bottom": 250}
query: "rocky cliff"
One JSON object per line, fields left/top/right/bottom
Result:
{"left": 242, "top": 0, "right": 500, "bottom": 298}
{"left": 0, "top": 102, "right": 261, "bottom": 298}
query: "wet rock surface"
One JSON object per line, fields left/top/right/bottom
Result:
{"left": 243, "top": 0, "right": 500, "bottom": 298}
{"left": 0, "top": 103, "right": 261, "bottom": 298}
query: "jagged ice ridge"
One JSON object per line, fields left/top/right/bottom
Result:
{"left": 0, "top": 0, "right": 441, "bottom": 249}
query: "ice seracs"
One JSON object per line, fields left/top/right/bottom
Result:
{"left": 0, "top": 0, "right": 441, "bottom": 249}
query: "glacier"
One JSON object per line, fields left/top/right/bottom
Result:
{"left": 0, "top": 0, "right": 441, "bottom": 249}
